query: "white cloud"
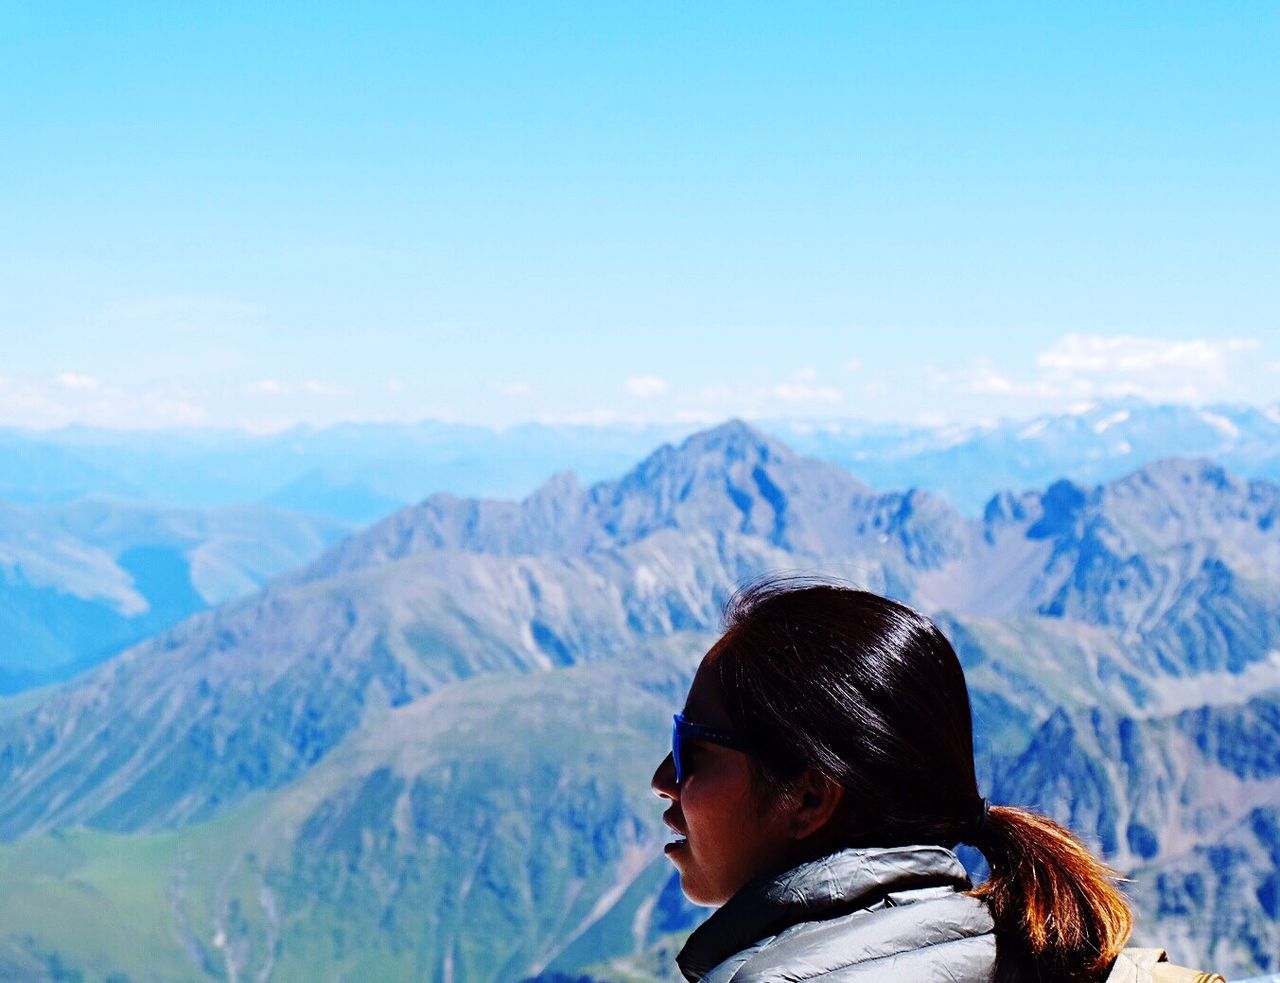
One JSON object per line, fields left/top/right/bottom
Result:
{"left": 841, "top": 358, "right": 862, "bottom": 373}
{"left": 1032, "top": 333, "right": 1260, "bottom": 403}
{"left": 0, "top": 377, "right": 209, "bottom": 430}
{"left": 626, "top": 375, "right": 669, "bottom": 397}
{"left": 932, "top": 333, "right": 1263, "bottom": 408}
{"left": 249, "top": 379, "right": 288, "bottom": 396}
{"left": 57, "top": 372, "right": 99, "bottom": 392}
{"left": 247, "top": 378, "right": 348, "bottom": 398}
{"left": 300, "top": 379, "right": 349, "bottom": 397}
{"left": 772, "top": 382, "right": 841, "bottom": 404}
{"left": 387, "top": 378, "right": 407, "bottom": 394}
{"left": 143, "top": 394, "right": 210, "bottom": 426}
{"left": 491, "top": 381, "right": 533, "bottom": 398}
{"left": 1038, "top": 333, "right": 1258, "bottom": 378}
{"left": 966, "top": 360, "right": 1018, "bottom": 396}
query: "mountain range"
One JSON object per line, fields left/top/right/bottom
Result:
{"left": 0, "top": 420, "right": 1277, "bottom": 980}
{"left": 3, "top": 398, "right": 1278, "bottom": 522}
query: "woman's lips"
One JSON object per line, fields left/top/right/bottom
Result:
{"left": 663, "top": 810, "right": 688, "bottom": 855}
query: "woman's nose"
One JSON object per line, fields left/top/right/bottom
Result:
{"left": 651, "top": 752, "right": 678, "bottom": 800}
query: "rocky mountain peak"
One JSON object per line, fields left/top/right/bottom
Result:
{"left": 673, "top": 418, "right": 793, "bottom": 461}
{"left": 1026, "top": 479, "right": 1090, "bottom": 541}
{"left": 588, "top": 418, "right": 884, "bottom": 553}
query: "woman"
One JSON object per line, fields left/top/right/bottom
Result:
{"left": 650, "top": 579, "right": 1137, "bottom": 982}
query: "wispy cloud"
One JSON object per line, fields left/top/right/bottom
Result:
{"left": 249, "top": 379, "right": 288, "bottom": 396}
{"left": 674, "top": 371, "right": 846, "bottom": 417}
{"left": 965, "top": 360, "right": 1018, "bottom": 396}
{"left": 935, "top": 333, "right": 1262, "bottom": 406}
{"left": 0, "top": 376, "right": 209, "bottom": 429}
{"left": 772, "top": 381, "right": 841, "bottom": 403}
{"left": 626, "top": 375, "right": 669, "bottom": 397}
{"left": 300, "top": 379, "right": 350, "bottom": 397}
{"left": 491, "top": 381, "right": 533, "bottom": 398}
{"left": 57, "top": 372, "right": 100, "bottom": 392}
{"left": 247, "top": 378, "right": 349, "bottom": 398}
{"left": 1038, "top": 333, "right": 1257, "bottom": 378}
{"left": 771, "top": 368, "right": 841, "bottom": 404}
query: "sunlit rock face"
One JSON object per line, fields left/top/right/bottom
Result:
{"left": 0, "top": 420, "right": 1277, "bottom": 981}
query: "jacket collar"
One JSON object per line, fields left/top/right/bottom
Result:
{"left": 676, "top": 845, "right": 972, "bottom": 982}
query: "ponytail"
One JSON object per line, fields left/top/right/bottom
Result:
{"left": 971, "top": 805, "right": 1133, "bottom": 980}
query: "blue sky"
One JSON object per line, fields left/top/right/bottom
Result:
{"left": 2, "top": 2, "right": 1276, "bottom": 430}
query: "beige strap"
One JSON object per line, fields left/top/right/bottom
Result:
{"left": 1151, "top": 969, "right": 1226, "bottom": 983}
{"left": 1108, "top": 948, "right": 1226, "bottom": 983}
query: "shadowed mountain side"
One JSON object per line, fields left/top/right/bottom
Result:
{"left": 993, "top": 697, "right": 1280, "bottom": 867}
{"left": 0, "top": 528, "right": 810, "bottom": 839}
{"left": 1127, "top": 804, "right": 1280, "bottom": 974}
{"left": 992, "top": 696, "right": 1280, "bottom": 975}
{"left": 918, "top": 459, "right": 1280, "bottom": 675}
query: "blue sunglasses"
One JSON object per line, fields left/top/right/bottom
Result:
{"left": 671, "top": 712, "right": 756, "bottom": 784}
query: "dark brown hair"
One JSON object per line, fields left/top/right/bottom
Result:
{"left": 708, "top": 578, "right": 1133, "bottom": 981}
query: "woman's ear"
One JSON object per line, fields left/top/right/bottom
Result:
{"left": 789, "top": 769, "right": 844, "bottom": 841}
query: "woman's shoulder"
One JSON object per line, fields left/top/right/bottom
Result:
{"left": 719, "top": 896, "right": 996, "bottom": 982}
{"left": 693, "top": 847, "right": 997, "bottom": 982}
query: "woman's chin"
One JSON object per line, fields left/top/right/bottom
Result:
{"left": 668, "top": 864, "right": 729, "bottom": 908}
{"left": 678, "top": 877, "right": 725, "bottom": 908}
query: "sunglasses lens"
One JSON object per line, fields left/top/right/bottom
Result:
{"left": 672, "top": 716, "right": 684, "bottom": 784}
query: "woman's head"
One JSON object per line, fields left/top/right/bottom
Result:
{"left": 707, "top": 579, "right": 983, "bottom": 847}
{"left": 652, "top": 578, "right": 1133, "bottom": 979}
{"left": 652, "top": 579, "right": 980, "bottom": 903}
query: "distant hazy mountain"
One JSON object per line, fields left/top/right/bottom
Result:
{"left": 0, "top": 421, "right": 691, "bottom": 522}
{"left": 0, "top": 499, "right": 349, "bottom": 692}
{"left": 771, "top": 397, "right": 1280, "bottom": 512}
{"left": 3, "top": 399, "right": 1278, "bottom": 522}
{"left": 0, "top": 422, "right": 1277, "bottom": 980}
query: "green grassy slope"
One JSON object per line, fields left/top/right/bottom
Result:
{"left": 0, "top": 643, "right": 704, "bottom": 983}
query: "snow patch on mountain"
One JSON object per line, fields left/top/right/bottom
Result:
{"left": 1093, "top": 409, "right": 1131, "bottom": 434}
{"left": 1199, "top": 410, "right": 1241, "bottom": 440}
